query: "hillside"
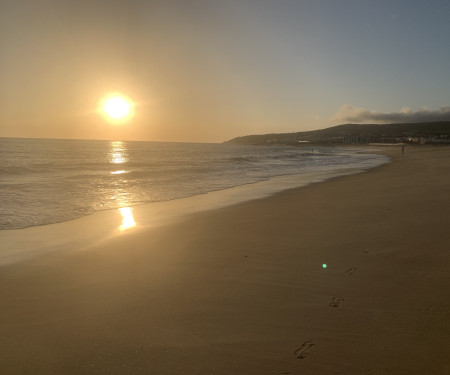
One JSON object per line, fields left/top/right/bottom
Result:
{"left": 225, "top": 122, "right": 450, "bottom": 145}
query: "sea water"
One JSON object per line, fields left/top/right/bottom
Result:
{"left": 0, "top": 137, "right": 389, "bottom": 231}
{"left": 0, "top": 138, "right": 390, "bottom": 265}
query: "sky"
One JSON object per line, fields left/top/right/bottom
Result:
{"left": 1, "top": 0, "right": 450, "bottom": 143}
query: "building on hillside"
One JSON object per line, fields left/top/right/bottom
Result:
{"left": 342, "top": 135, "right": 369, "bottom": 144}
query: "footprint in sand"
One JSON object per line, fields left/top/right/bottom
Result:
{"left": 294, "top": 339, "right": 315, "bottom": 359}
{"left": 345, "top": 267, "right": 357, "bottom": 275}
{"left": 329, "top": 296, "right": 344, "bottom": 307}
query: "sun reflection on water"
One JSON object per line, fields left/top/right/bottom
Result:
{"left": 109, "top": 141, "right": 128, "bottom": 164}
{"left": 119, "top": 207, "right": 136, "bottom": 230}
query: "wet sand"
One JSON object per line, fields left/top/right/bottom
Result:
{"left": 1, "top": 146, "right": 449, "bottom": 374}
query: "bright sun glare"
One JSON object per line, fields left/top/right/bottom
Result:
{"left": 101, "top": 94, "right": 134, "bottom": 121}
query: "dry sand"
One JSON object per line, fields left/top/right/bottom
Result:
{"left": 1, "top": 146, "right": 449, "bottom": 374}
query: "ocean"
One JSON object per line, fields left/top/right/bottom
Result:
{"left": 0, "top": 137, "right": 389, "bottom": 231}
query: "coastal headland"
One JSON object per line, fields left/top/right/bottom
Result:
{"left": 1, "top": 146, "right": 449, "bottom": 374}
{"left": 226, "top": 121, "right": 450, "bottom": 145}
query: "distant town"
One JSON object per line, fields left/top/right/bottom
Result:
{"left": 226, "top": 121, "right": 450, "bottom": 146}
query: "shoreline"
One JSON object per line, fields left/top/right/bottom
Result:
{"left": 1, "top": 146, "right": 449, "bottom": 374}
{"left": 1, "top": 140, "right": 387, "bottom": 234}
{"left": 0, "top": 147, "right": 389, "bottom": 266}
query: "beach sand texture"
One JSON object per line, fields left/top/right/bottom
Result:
{"left": 1, "top": 146, "right": 449, "bottom": 374}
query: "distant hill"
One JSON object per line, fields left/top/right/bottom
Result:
{"left": 225, "top": 122, "right": 450, "bottom": 146}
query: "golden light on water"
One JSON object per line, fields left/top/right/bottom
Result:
{"left": 110, "top": 141, "right": 128, "bottom": 164}
{"left": 119, "top": 207, "right": 136, "bottom": 230}
{"left": 108, "top": 142, "right": 135, "bottom": 230}
{"left": 112, "top": 153, "right": 126, "bottom": 164}
{"left": 100, "top": 93, "right": 134, "bottom": 122}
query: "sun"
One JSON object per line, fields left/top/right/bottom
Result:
{"left": 100, "top": 94, "right": 134, "bottom": 122}
{"left": 104, "top": 97, "right": 130, "bottom": 119}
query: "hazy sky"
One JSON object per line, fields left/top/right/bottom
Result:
{"left": 1, "top": 0, "right": 450, "bottom": 142}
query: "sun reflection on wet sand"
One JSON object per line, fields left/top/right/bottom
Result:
{"left": 119, "top": 207, "right": 136, "bottom": 230}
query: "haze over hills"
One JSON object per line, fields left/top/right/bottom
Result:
{"left": 225, "top": 122, "right": 450, "bottom": 146}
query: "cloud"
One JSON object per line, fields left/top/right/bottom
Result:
{"left": 331, "top": 105, "right": 450, "bottom": 124}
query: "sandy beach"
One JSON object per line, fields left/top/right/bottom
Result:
{"left": 1, "top": 146, "right": 449, "bottom": 374}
